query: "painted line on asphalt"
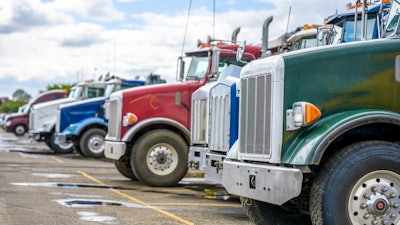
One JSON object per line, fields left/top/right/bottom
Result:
{"left": 50, "top": 156, "right": 64, "bottom": 164}
{"left": 151, "top": 202, "right": 240, "bottom": 207}
{"left": 77, "top": 170, "right": 194, "bottom": 225}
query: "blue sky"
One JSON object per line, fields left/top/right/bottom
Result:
{"left": 0, "top": 0, "right": 350, "bottom": 99}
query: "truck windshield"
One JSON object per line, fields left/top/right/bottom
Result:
{"left": 292, "top": 37, "right": 319, "bottom": 50}
{"left": 70, "top": 85, "right": 84, "bottom": 99}
{"left": 334, "top": 14, "right": 377, "bottom": 42}
{"left": 185, "top": 56, "right": 209, "bottom": 80}
{"left": 184, "top": 55, "right": 250, "bottom": 80}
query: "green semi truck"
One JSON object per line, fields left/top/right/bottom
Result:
{"left": 222, "top": 1, "right": 400, "bottom": 224}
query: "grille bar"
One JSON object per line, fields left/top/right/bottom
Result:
{"left": 209, "top": 94, "right": 230, "bottom": 152}
{"left": 191, "top": 99, "right": 207, "bottom": 144}
{"left": 239, "top": 74, "right": 272, "bottom": 158}
{"left": 107, "top": 98, "right": 120, "bottom": 139}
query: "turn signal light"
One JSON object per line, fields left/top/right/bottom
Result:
{"left": 305, "top": 103, "right": 322, "bottom": 124}
{"left": 286, "top": 102, "right": 321, "bottom": 131}
{"left": 123, "top": 113, "right": 138, "bottom": 127}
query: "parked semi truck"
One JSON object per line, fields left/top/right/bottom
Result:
{"left": 189, "top": 0, "right": 392, "bottom": 186}
{"left": 103, "top": 18, "right": 274, "bottom": 187}
{"left": 222, "top": 0, "right": 400, "bottom": 224}
{"left": 4, "top": 89, "right": 67, "bottom": 136}
{"left": 29, "top": 79, "right": 106, "bottom": 154}
{"left": 55, "top": 78, "right": 145, "bottom": 158}
{"left": 188, "top": 22, "right": 336, "bottom": 184}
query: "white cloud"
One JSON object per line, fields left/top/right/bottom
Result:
{"left": 50, "top": 0, "right": 125, "bottom": 22}
{"left": 0, "top": 0, "right": 368, "bottom": 98}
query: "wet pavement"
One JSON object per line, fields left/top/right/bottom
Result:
{"left": 0, "top": 129, "right": 252, "bottom": 225}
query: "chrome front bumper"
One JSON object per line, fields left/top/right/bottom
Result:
{"left": 104, "top": 141, "right": 126, "bottom": 160}
{"left": 222, "top": 159, "right": 303, "bottom": 205}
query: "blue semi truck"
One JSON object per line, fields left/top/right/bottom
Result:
{"left": 55, "top": 78, "right": 145, "bottom": 158}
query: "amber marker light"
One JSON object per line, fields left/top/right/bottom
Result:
{"left": 123, "top": 112, "right": 138, "bottom": 127}
{"left": 305, "top": 102, "right": 322, "bottom": 124}
{"left": 286, "top": 102, "right": 322, "bottom": 131}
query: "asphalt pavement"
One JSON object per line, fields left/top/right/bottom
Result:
{"left": 0, "top": 129, "right": 252, "bottom": 225}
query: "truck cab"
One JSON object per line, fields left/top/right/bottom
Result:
{"left": 103, "top": 17, "right": 276, "bottom": 187}
{"left": 104, "top": 41, "right": 262, "bottom": 186}
{"left": 4, "top": 89, "right": 67, "bottom": 136}
{"left": 29, "top": 80, "right": 105, "bottom": 154}
{"left": 55, "top": 78, "right": 145, "bottom": 158}
{"left": 222, "top": 1, "right": 400, "bottom": 224}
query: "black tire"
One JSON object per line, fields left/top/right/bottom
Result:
{"left": 114, "top": 155, "right": 138, "bottom": 180}
{"left": 49, "top": 131, "right": 74, "bottom": 154}
{"left": 74, "top": 144, "right": 85, "bottom": 156}
{"left": 130, "top": 129, "right": 188, "bottom": 187}
{"left": 241, "top": 197, "right": 311, "bottom": 225}
{"left": 310, "top": 141, "right": 400, "bottom": 225}
{"left": 13, "top": 124, "right": 26, "bottom": 136}
{"left": 79, "top": 128, "right": 106, "bottom": 158}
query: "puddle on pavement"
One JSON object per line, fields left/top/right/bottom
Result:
{"left": 50, "top": 192, "right": 103, "bottom": 198}
{"left": 77, "top": 212, "right": 119, "bottom": 224}
{"left": 32, "top": 173, "right": 76, "bottom": 178}
{"left": 54, "top": 198, "right": 146, "bottom": 209}
{"left": 11, "top": 182, "right": 121, "bottom": 189}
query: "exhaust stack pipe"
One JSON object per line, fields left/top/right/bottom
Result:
{"left": 231, "top": 27, "right": 241, "bottom": 43}
{"left": 262, "top": 16, "right": 273, "bottom": 57}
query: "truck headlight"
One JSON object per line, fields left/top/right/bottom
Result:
{"left": 286, "top": 101, "right": 321, "bottom": 131}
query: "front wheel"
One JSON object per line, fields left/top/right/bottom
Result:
{"left": 241, "top": 197, "right": 311, "bottom": 225}
{"left": 49, "top": 131, "right": 74, "bottom": 154}
{"left": 80, "top": 128, "right": 106, "bottom": 158}
{"left": 114, "top": 155, "right": 138, "bottom": 180}
{"left": 13, "top": 124, "right": 26, "bottom": 136}
{"left": 130, "top": 129, "right": 188, "bottom": 187}
{"left": 310, "top": 141, "right": 400, "bottom": 225}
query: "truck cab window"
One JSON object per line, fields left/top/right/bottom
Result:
{"left": 186, "top": 56, "right": 209, "bottom": 80}
{"left": 71, "top": 86, "right": 84, "bottom": 99}
{"left": 87, "top": 87, "right": 105, "bottom": 98}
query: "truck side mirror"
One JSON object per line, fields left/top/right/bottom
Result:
{"left": 176, "top": 56, "right": 185, "bottom": 82}
{"left": 236, "top": 41, "right": 246, "bottom": 62}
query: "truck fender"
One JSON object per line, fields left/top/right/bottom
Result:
{"left": 63, "top": 117, "right": 107, "bottom": 136}
{"left": 282, "top": 109, "right": 400, "bottom": 165}
{"left": 121, "top": 117, "right": 190, "bottom": 144}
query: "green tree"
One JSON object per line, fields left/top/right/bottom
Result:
{"left": 43, "top": 83, "right": 75, "bottom": 94}
{"left": 0, "top": 99, "right": 26, "bottom": 113}
{"left": 12, "top": 89, "right": 31, "bottom": 102}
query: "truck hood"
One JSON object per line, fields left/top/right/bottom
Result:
{"left": 115, "top": 80, "right": 202, "bottom": 99}
{"left": 7, "top": 112, "right": 27, "bottom": 119}
{"left": 32, "top": 97, "right": 76, "bottom": 112}
{"left": 31, "top": 98, "right": 78, "bottom": 131}
{"left": 59, "top": 97, "right": 106, "bottom": 132}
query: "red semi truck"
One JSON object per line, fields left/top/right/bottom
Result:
{"left": 104, "top": 17, "right": 273, "bottom": 186}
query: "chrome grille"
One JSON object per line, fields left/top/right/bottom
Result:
{"left": 239, "top": 74, "right": 272, "bottom": 158}
{"left": 107, "top": 98, "right": 121, "bottom": 140}
{"left": 209, "top": 94, "right": 230, "bottom": 152}
{"left": 191, "top": 99, "right": 207, "bottom": 144}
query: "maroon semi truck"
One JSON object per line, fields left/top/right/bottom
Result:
{"left": 104, "top": 17, "right": 273, "bottom": 187}
{"left": 4, "top": 89, "right": 68, "bottom": 136}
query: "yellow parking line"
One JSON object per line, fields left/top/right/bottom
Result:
{"left": 77, "top": 170, "right": 194, "bottom": 225}
{"left": 151, "top": 202, "right": 240, "bottom": 207}
{"left": 50, "top": 156, "right": 64, "bottom": 164}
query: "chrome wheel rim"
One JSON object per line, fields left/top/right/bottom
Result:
{"left": 146, "top": 143, "right": 178, "bottom": 176}
{"left": 348, "top": 170, "right": 400, "bottom": 225}
{"left": 88, "top": 135, "right": 104, "bottom": 154}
